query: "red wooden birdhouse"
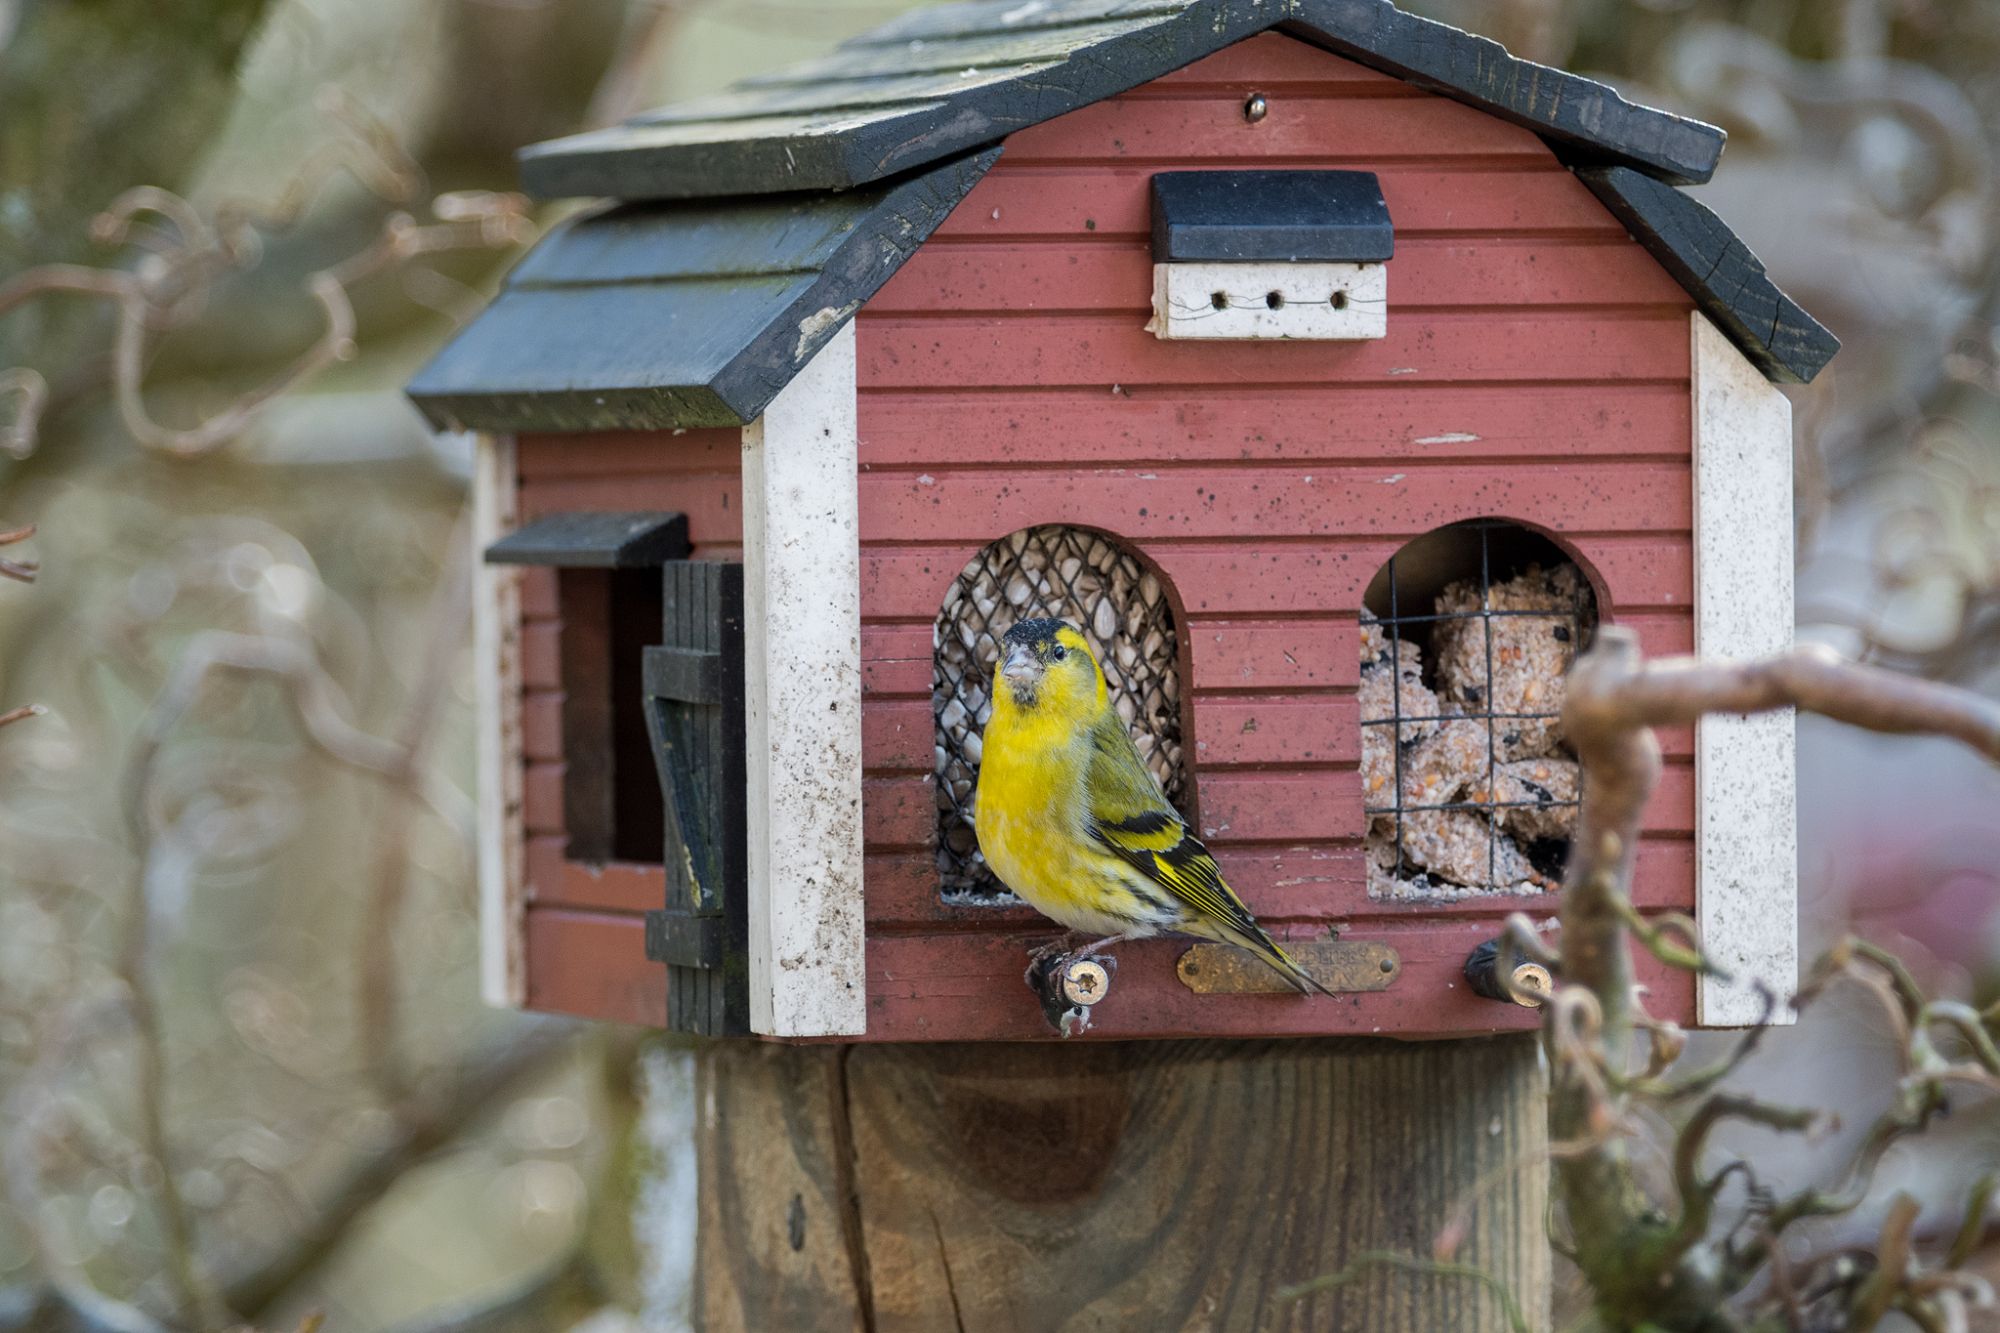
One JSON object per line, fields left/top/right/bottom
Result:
{"left": 408, "top": 0, "right": 1837, "bottom": 1041}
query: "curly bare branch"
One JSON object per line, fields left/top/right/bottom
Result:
{"left": 1566, "top": 640, "right": 2000, "bottom": 759}
{"left": 0, "top": 94, "right": 532, "bottom": 462}
{"left": 1548, "top": 628, "right": 2000, "bottom": 1329}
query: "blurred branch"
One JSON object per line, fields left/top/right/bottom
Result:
{"left": 386, "top": 1254, "right": 606, "bottom": 1333}
{"left": 222, "top": 1028, "right": 577, "bottom": 1323}
{"left": 0, "top": 7, "right": 610, "bottom": 1327}
{"left": 2, "top": 977, "right": 174, "bottom": 1332}
{"left": 585, "top": 1, "right": 694, "bottom": 129}
{"left": 0, "top": 0, "right": 278, "bottom": 377}
{"left": 128, "top": 632, "right": 410, "bottom": 789}
{"left": 0, "top": 182, "right": 529, "bottom": 461}
{"left": 358, "top": 503, "right": 477, "bottom": 1104}
{"left": 0, "top": 523, "right": 39, "bottom": 583}
{"left": 0, "top": 522, "right": 41, "bottom": 729}
{"left": 0, "top": 1282, "right": 170, "bottom": 1333}
{"left": 0, "top": 1029, "right": 580, "bottom": 1333}
{"left": 94, "top": 626, "right": 480, "bottom": 1327}
{"left": 1566, "top": 643, "right": 2000, "bottom": 754}
{"left": 0, "top": 86, "right": 531, "bottom": 462}
{"left": 1541, "top": 627, "right": 2000, "bottom": 1329}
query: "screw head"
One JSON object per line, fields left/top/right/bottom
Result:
{"left": 1243, "top": 92, "right": 1269, "bottom": 123}
{"left": 1509, "top": 963, "right": 1553, "bottom": 1007}
{"left": 1062, "top": 959, "right": 1111, "bottom": 1007}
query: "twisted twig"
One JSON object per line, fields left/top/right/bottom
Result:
{"left": 0, "top": 92, "right": 531, "bottom": 461}
{"left": 1547, "top": 629, "right": 2000, "bottom": 1327}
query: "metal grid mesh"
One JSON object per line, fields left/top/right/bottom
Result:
{"left": 1360, "top": 521, "right": 1595, "bottom": 898}
{"left": 933, "top": 525, "right": 1184, "bottom": 902}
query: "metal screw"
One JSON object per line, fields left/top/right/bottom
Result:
{"left": 1062, "top": 959, "right": 1111, "bottom": 1007}
{"left": 1508, "top": 963, "right": 1553, "bottom": 1007}
{"left": 1244, "top": 92, "right": 1268, "bottom": 123}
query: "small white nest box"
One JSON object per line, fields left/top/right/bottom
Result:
{"left": 1146, "top": 170, "right": 1392, "bottom": 342}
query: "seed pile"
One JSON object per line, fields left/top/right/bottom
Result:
{"left": 1431, "top": 564, "right": 1587, "bottom": 760}
{"left": 934, "top": 525, "right": 1184, "bottom": 899}
{"left": 1362, "top": 564, "right": 1588, "bottom": 900}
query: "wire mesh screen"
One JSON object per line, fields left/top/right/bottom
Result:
{"left": 934, "top": 525, "right": 1185, "bottom": 902}
{"left": 1360, "top": 521, "right": 1597, "bottom": 900}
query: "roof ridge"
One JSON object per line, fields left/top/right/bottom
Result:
{"left": 406, "top": 1, "right": 1837, "bottom": 431}
{"left": 517, "top": 0, "right": 1725, "bottom": 201}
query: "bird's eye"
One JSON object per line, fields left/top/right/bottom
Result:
{"left": 1050, "top": 645, "right": 1066, "bottom": 661}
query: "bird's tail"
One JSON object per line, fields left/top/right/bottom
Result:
{"left": 1224, "top": 924, "right": 1335, "bottom": 996}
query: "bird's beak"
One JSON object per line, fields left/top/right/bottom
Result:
{"left": 1001, "top": 643, "right": 1038, "bottom": 687}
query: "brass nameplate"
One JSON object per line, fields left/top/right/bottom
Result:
{"left": 1176, "top": 940, "right": 1401, "bottom": 995}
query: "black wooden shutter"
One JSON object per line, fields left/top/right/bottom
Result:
{"left": 642, "top": 561, "right": 749, "bottom": 1037}
{"left": 486, "top": 511, "right": 749, "bottom": 1035}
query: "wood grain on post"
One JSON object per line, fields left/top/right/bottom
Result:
{"left": 695, "top": 1038, "right": 1550, "bottom": 1331}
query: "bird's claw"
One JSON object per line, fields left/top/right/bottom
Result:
{"left": 1025, "top": 933, "right": 1079, "bottom": 969}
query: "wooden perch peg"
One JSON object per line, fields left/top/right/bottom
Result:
{"left": 1026, "top": 950, "right": 1116, "bottom": 1037}
{"left": 1464, "top": 937, "right": 1553, "bottom": 1007}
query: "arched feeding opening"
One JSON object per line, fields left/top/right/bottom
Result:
{"left": 1360, "top": 520, "right": 1601, "bottom": 900}
{"left": 933, "top": 525, "right": 1187, "bottom": 903}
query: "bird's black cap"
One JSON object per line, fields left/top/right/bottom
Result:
{"left": 1003, "top": 618, "right": 1070, "bottom": 647}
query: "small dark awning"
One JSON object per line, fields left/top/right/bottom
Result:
{"left": 1150, "top": 171, "right": 1394, "bottom": 264}
{"left": 485, "top": 512, "right": 690, "bottom": 568}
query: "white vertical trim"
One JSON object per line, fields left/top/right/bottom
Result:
{"left": 473, "top": 432, "right": 527, "bottom": 1009}
{"left": 741, "top": 322, "right": 867, "bottom": 1037}
{"left": 1691, "top": 314, "right": 1799, "bottom": 1026}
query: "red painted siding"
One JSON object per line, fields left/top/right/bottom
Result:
{"left": 513, "top": 427, "right": 743, "bottom": 1016}
{"left": 507, "top": 33, "right": 1701, "bottom": 1040}
{"left": 849, "top": 34, "right": 1696, "bottom": 1040}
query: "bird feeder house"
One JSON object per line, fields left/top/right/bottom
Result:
{"left": 409, "top": 0, "right": 1837, "bottom": 1041}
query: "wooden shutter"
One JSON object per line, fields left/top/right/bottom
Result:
{"left": 643, "top": 561, "right": 749, "bottom": 1037}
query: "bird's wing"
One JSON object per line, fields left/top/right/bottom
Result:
{"left": 1082, "top": 717, "right": 1266, "bottom": 941}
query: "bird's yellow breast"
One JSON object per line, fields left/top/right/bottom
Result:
{"left": 974, "top": 691, "right": 1150, "bottom": 936}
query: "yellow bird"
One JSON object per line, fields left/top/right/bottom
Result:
{"left": 974, "top": 617, "right": 1330, "bottom": 995}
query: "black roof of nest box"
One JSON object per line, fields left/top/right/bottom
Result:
{"left": 405, "top": 0, "right": 1842, "bottom": 435}
{"left": 1151, "top": 171, "right": 1394, "bottom": 264}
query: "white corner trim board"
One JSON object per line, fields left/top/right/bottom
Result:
{"left": 473, "top": 432, "right": 527, "bottom": 1009}
{"left": 741, "top": 321, "right": 868, "bottom": 1037}
{"left": 1691, "top": 314, "right": 1799, "bottom": 1027}
{"left": 1149, "top": 261, "right": 1388, "bottom": 341}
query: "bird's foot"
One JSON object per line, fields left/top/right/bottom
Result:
{"left": 1023, "top": 932, "right": 1097, "bottom": 986}
{"left": 1024, "top": 932, "right": 1078, "bottom": 975}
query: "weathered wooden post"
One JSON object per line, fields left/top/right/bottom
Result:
{"left": 694, "top": 1039, "right": 1547, "bottom": 1331}
{"left": 409, "top": 1, "right": 1835, "bottom": 1326}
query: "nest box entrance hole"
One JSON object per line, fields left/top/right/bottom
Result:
{"left": 1360, "top": 520, "right": 1601, "bottom": 901}
{"left": 931, "top": 525, "right": 1188, "bottom": 904}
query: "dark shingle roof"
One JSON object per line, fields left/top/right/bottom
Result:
{"left": 1579, "top": 167, "right": 1836, "bottom": 385}
{"left": 519, "top": 0, "right": 1728, "bottom": 201}
{"left": 407, "top": 148, "right": 998, "bottom": 432}
{"left": 407, "top": 0, "right": 1837, "bottom": 431}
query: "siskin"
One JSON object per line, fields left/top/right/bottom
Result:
{"left": 974, "top": 617, "right": 1330, "bottom": 995}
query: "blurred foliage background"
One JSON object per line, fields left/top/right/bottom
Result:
{"left": 0, "top": 0, "right": 1994, "bottom": 1329}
